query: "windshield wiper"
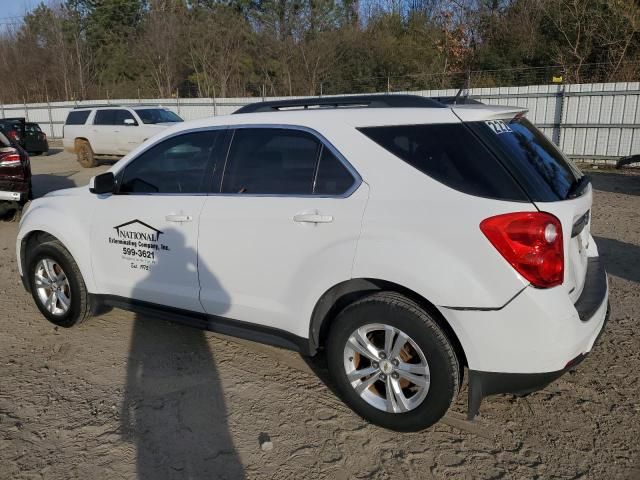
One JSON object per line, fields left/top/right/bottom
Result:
{"left": 567, "top": 175, "right": 591, "bottom": 199}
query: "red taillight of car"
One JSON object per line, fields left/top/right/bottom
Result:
{"left": 480, "top": 212, "right": 564, "bottom": 288}
{"left": 0, "top": 148, "right": 22, "bottom": 167}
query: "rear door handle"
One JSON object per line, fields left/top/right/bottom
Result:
{"left": 165, "top": 214, "right": 193, "bottom": 223}
{"left": 293, "top": 213, "right": 333, "bottom": 224}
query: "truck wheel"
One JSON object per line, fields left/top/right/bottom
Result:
{"left": 326, "top": 292, "right": 460, "bottom": 431}
{"left": 27, "top": 239, "right": 93, "bottom": 327}
{"left": 76, "top": 140, "right": 97, "bottom": 168}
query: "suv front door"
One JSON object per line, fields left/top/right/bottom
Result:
{"left": 90, "top": 129, "right": 224, "bottom": 311}
{"left": 197, "top": 127, "right": 368, "bottom": 338}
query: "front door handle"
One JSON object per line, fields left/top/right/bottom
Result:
{"left": 166, "top": 214, "right": 193, "bottom": 223}
{"left": 293, "top": 213, "right": 333, "bottom": 224}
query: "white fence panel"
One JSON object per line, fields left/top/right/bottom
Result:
{"left": 1, "top": 82, "right": 639, "bottom": 160}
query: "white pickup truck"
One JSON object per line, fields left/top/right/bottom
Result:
{"left": 63, "top": 105, "right": 183, "bottom": 167}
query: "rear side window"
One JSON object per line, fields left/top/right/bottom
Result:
{"left": 468, "top": 118, "right": 582, "bottom": 201}
{"left": 359, "top": 123, "right": 527, "bottom": 201}
{"left": 222, "top": 128, "right": 320, "bottom": 195}
{"left": 119, "top": 131, "right": 220, "bottom": 194}
{"left": 221, "top": 128, "right": 356, "bottom": 196}
{"left": 65, "top": 110, "right": 90, "bottom": 125}
{"left": 314, "top": 147, "right": 355, "bottom": 195}
{"left": 94, "top": 110, "right": 117, "bottom": 125}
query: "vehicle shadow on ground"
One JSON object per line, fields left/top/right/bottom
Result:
{"left": 121, "top": 228, "right": 244, "bottom": 479}
{"left": 589, "top": 170, "right": 640, "bottom": 196}
{"left": 593, "top": 236, "right": 640, "bottom": 284}
{"left": 31, "top": 173, "right": 77, "bottom": 197}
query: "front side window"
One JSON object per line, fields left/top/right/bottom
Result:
{"left": 115, "top": 110, "right": 137, "bottom": 126}
{"left": 119, "top": 131, "right": 221, "bottom": 194}
{"left": 94, "top": 110, "right": 117, "bottom": 125}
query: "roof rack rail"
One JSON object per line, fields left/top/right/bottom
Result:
{"left": 233, "top": 94, "right": 447, "bottom": 114}
{"left": 72, "top": 103, "right": 165, "bottom": 110}
{"left": 73, "top": 104, "right": 123, "bottom": 109}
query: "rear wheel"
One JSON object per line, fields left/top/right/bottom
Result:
{"left": 76, "top": 140, "right": 97, "bottom": 168}
{"left": 27, "top": 239, "right": 92, "bottom": 327}
{"left": 327, "top": 292, "right": 460, "bottom": 431}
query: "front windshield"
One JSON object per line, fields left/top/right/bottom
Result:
{"left": 136, "top": 109, "right": 183, "bottom": 124}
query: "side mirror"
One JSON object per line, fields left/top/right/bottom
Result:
{"left": 90, "top": 172, "right": 115, "bottom": 194}
{"left": 124, "top": 118, "right": 137, "bottom": 126}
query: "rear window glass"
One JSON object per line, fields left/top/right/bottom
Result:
{"left": 358, "top": 123, "right": 527, "bottom": 201}
{"left": 468, "top": 118, "right": 582, "bottom": 201}
{"left": 65, "top": 110, "right": 90, "bottom": 125}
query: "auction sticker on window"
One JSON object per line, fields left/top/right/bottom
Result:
{"left": 485, "top": 119, "right": 513, "bottom": 135}
{"left": 109, "top": 219, "right": 170, "bottom": 271}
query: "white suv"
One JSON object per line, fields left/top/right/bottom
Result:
{"left": 17, "top": 95, "right": 609, "bottom": 431}
{"left": 62, "top": 105, "right": 183, "bottom": 167}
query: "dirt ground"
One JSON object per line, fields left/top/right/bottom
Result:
{"left": 1, "top": 150, "right": 639, "bottom": 480}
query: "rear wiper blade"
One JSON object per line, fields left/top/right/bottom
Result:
{"left": 567, "top": 175, "right": 591, "bottom": 199}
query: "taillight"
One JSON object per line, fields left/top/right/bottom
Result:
{"left": 480, "top": 212, "right": 564, "bottom": 288}
{"left": 0, "top": 148, "right": 22, "bottom": 167}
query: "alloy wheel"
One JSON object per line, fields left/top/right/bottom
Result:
{"left": 34, "top": 258, "right": 71, "bottom": 316}
{"left": 343, "top": 323, "right": 430, "bottom": 413}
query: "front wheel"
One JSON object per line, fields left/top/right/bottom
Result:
{"left": 327, "top": 292, "right": 460, "bottom": 431}
{"left": 27, "top": 239, "right": 93, "bottom": 327}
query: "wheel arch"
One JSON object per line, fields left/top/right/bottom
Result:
{"left": 19, "top": 226, "right": 95, "bottom": 294}
{"left": 309, "top": 278, "right": 468, "bottom": 370}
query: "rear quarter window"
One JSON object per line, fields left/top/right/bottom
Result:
{"left": 358, "top": 123, "right": 528, "bottom": 201}
{"left": 65, "top": 110, "right": 90, "bottom": 125}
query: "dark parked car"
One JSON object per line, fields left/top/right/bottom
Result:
{"left": 0, "top": 118, "right": 49, "bottom": 156}
{"left": 0, "top": 130, "right": 32, "bottom": 217}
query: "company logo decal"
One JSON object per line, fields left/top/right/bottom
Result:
{"left": 108, "top": 219, "right": 170, "bottom": 271}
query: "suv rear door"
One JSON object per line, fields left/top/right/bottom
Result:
{"left": 197, "top": 127, "right": 368, "bottom": 338}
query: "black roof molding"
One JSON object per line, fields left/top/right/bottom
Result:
{"left": 233, "top": 94, "right": 449, "bottom": 114}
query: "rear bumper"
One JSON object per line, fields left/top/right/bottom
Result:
{"left": 0, "top": 190, "right": 27, "bottom": 202}
{"left": 451, "top": 256, "right": 609, "bottom": 419}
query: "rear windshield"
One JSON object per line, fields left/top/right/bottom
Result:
{"left": 468, "top": 117, "right": 582, "bottom": 201}
{"left": 65, "top": 110, "right": 90, "bottom": 125}
{"left": 135, "top": 109, "right": 183, "bottom": 124}
{"left": 358, "top": 123, "right": 528, "bottom": 201}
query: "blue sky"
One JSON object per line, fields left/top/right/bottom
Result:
{"left": 1, "top": 0, "right": 49, "bottom": 22}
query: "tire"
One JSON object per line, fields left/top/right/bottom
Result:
{"left": 76, "top": 140, "right": 97, "bottom": 168}
{"left": 326, "top": 292, "right": 460, "bottom": 431}
{"left": 27, "top": 238, "right": 93, "bottom": 327}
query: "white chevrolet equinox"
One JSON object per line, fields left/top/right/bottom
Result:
{"left": 17, "top": 95, "right": 609, "bottom": 431}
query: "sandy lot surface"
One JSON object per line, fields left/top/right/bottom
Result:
{"left": 1, "top": 150, "right": 638, "bottom": 479}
